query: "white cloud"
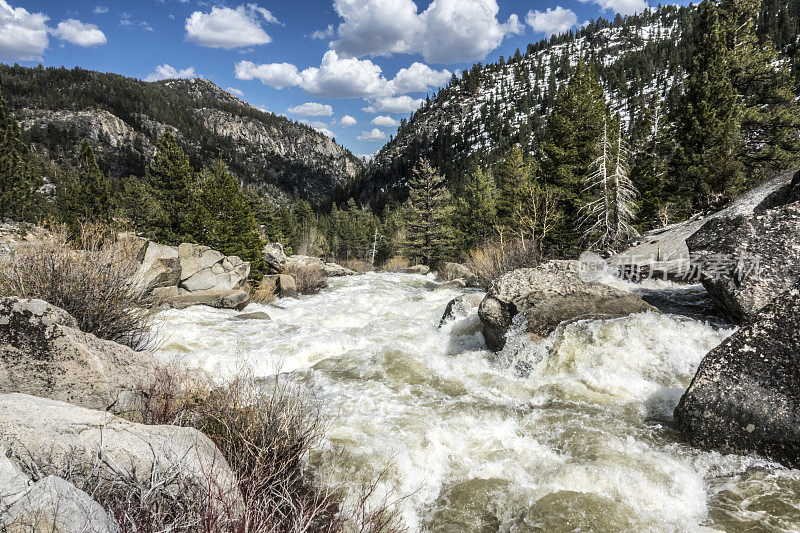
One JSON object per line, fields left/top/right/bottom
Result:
{"left": 339, "top": 115, "right": 357, "bottom": 127}
{"left": 371, "top": 115, "right": 399, "bottom": 127}
{"left": 579, "top": 0, "right": 648, "bottom": 15}
{"left": 526, "top": 7, "right": 577, "bottom": 35}
{"left": 0, "top": 1, "right": 49, "bottom": 61}
{"left": 185, "top": 4, "right": 278, "bottom": 49}
{"left": 388, "top": 62, "right": 451, "bottom": 94}
{"left": 94, "top": 6, "right": 109, "bottom": 15}
{"left": 52, "top": 19, "right": 106, "bottom": 47}
{"left": 226, "top": 86, "right": 244, "bottom": 97}
{"left": 311, "top": 24, "right": 334, "bottom": 40}
{"left": 144, "top": 64, "right": 197, "bottom": 82}
{"left": 300, "top": 119, "right": 335, "bottom": 138}
{"left": 288, "top": 102, "right": 334, "bottom": 117}
{"left": 363, "top": 95, "right": 424, "bottom": 114}
{"left": 331, "top": 0, "right": 523, "bottom": 64}
{"left": 235, "top": 61, "right": 302, "bottom": 90}
{"left": 300, "top": 50, "right": 387, "bottom": 98}
{"left": 357, "top": 128, "right": 388, "bottom": 142}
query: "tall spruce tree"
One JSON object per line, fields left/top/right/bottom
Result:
{"left": 403, "top": 159, "right": 452, "bottom": 266}
{"left": 672, "top": 0, "right": 743, "bottom": 211}
{"left": 453, "top": 163, "right": 497, "bottom": 255}
{"left": 0, "top": 94, "right": 37, "bottom": 221}
{"left": 57, "top": 141, "right": 113, "bottom": 230}
{"left": 196, "top": 159, "right": 264, "bottom": 271}
{"left": 495, "top": 145, "right": 532, "bottom": 225}
{"left": 145, "top": 131, "right": 196, "bottom": 244}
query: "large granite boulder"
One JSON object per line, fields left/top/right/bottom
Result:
{"left": 0, "top": 453, "right": 29, "bottom": 503}
{"left": 164, "top": 290, "right": 250, "bottom": 311}
{"left": 1, "top": 475, "right": 119, "bottom": 533}
{"left": 439, "top": 262, "right": 480, "bottom": 287}
{"left": 402, "top": 265, "right": 430, "bottom": 275}
{"left": 478, "top": 261, "right": 656, "bottom": 351}
{"left": 178, "top": 244, "right": 249, "bottom": 293}
{"left": 0, "top": 394, "right": 242, "bottom": 509}
{"left": 324, "top": 262, "right": 357, "bottom": 277}
{"left": 674, "top": 284, "right": 800, "bottom": 468}
{"left": 263, "top": 243, "right": 288, "bottom": 274}
{"left": 611, "top": 168, "right": 797, "bottom": 281}
{"left": 439, "top": 294, "right": 484, "bottom": 327}
{"left": 133, "top": 240, "right": 181, "bottom": 292}
{"left": 260, "top": 275, "right": 297, "bottom": 299}
{"left": 686, "top": 200, "right": 800, "bottom": 322}
{"left": 0, "top": 298, "right": 157, "bottom": 412}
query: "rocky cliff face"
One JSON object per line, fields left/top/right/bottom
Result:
{"left": 1, "top": 66, "right": 363, "bottom": 202}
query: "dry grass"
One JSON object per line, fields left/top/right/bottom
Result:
{"left": 380, "top": 257, "right": 409, "bottom": 273}
{"left": 341, "top": 259, "right": 373, "bottom": 273}
{"left": 286, "top": 262, "right": 328, "bottom": 295}
{"left": 248, "top": 280, "right": 277, "bottom": 304}
{"left": 0, "top": 223, "right": 156, "bottom": 350}
{"left": 464, "top": 237, "right": 539, "bottom": 288}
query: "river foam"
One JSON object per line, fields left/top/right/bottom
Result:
{"left": 155, "top": 273, "right": 800, "bottom": 532}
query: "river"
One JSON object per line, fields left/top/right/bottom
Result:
{"left": 155, "top": 272, "right": 800, "bottom": 532}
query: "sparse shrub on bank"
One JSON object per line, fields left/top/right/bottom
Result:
{"left": 381, "top": 257, "right": 409, "bottom": 272}
{"left": 464, "top": 238, "right": 539, "bottom": 288}
{"left": 287, "top": 262, "right": 328, "bottom": 295}
{"left": 341, "top": 259, "right": 372, "bottom": 273}
{"left": 0, "top": 223, "right": 156, "bottom": 350}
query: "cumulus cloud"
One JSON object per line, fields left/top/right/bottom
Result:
{"left": 311, "top": 24, "right": 334, "bottom": 40}
{"left": 226, "top": 87, "right": 244, "bottom": 97}
{"left": 331, "top": 0, "right": 523, "bottom": 64}
{"left": 0, "top": 1, "right": 49, "bottom": 61}
{"left": 357, "top": 128, "right": 388, "bottom": 142}
{"left": 52, "top": 19, "right": 107, "bottom": 47}
{"left": 363, "top": 95, "right": 424, "bottom": 114}
{"left": 237, "top": 53, "right": 449, "bottom": 99}
{"left": 288, "top": 102, "right": 334, "bottom": 117}
{"left": 235, "top": 61, "right": 302, "bottom": 90}
{"left": 339, "top": 115, "right": 357, "bottom": 127}
{"left": 144, "top": 64, "right": 197, "bottom": 82}
{"left": 526, "top": 7, "right": 577, "bottom": 35}
{"left": 579, "top": 0, "right": 648, "bottom": 15}
{"left": 185, "top": 4, "right": 278, "bottom": 49}
{"left": 371, "top": 115, "right": 399, "bottom": 127}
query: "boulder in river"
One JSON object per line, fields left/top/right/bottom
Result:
{"left": 324, "top": 262, "right": 357, "bottom": 277}
{"left": 0, "top": 298, "right": 157, "bottom": 412}
{"left": 440, "top": 294, "right": 484, "bottom": 327}
{"left": 439, "top": 262, "right": 480, "bottom": 287}
{"left": 233, "top": 311, "right": 271, "bottom": 321}
{"left": 261, "top": 274, "right": 298, "bottom": 299}
{"left": 165, "top": 289, "right": 250, "bottom": 311}
{"left": 178, "top": 244, "right": 250, "bottom": 293}
{"left": 402, "top": 265, "right": 430, "bottom": 275}
{"left": 263, "top": 243, "right": 288, "bottom": 275}
{"left": 674, "top": 284, "right": 800, "bottom": 468}
{"left": 478, "top": 261, "right": 656, "bottom": 351}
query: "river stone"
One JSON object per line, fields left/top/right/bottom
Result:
{"left": 324, "top": 262, "right": 356, "bottom": 277}
{"left": 439, "top": 294, "right": 484, "bottom": 327}
{"left": 0, "top": 298, "right": 157, "bottom": 412}
{"left": 686, "top": 202, "right": 800, "bottom": 322}
{"left": 263, "top": 243, "right": 288, "bottom": 274}
{"left": 165, "top": 289, "right": 250, "bottom": 311}
{"left": 402, "top": 265, "right": 430, "bottom": 275}
{"left": 262, "top": 275, "right": 298, "bottom": 299}
{"left": 478, "top": 261, "right": 656, "bottom": 351}
{"left": 439, "top": 263, "right": 480, "bottom": 287}
{"left": 436, "top": 279, "right": 467, "bottom": 290}
{"left": 674, "top": 284, "right": 800, "bottom": 468}
{"left": 1, "top": 475, "right": 119, "bottom": 533}
{"left": 233, "top": 312, "right": 271, "bottom": 321}
{"left": 0, "top": 394, "right": 242, "bottom": 509}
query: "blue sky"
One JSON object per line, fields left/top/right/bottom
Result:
{"left": 0, "top": 0, "right": 689, "bottom": 157}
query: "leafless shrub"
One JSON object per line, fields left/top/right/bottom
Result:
{"left": 249, "top": 280, "right": 277, "bottom": 304}
{"left": 341, "top": 259, "right": 373, "bottom": 273}
{"left": 286, "top": 263, "right": 328, "bottom": 295}
{"left": 464, "top": 237, "right": 539, "bottom": 288}
{"left": 381, "top": 257, "right": 409, "bottom": 272}
{"left": 0, "top": 223, "right": 156, "bottom": 350}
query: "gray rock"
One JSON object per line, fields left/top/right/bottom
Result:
{"left": 0, "top": 394, "right": 241, "bottom": 510}
{"left": 324, "top": 262, "right": 357, "bottom": 277}
{"left": 1, "top": 476, "right": 119, "bottom": 533}
{"left": 165, "top": 290, "right": 250, "bottom": 311}
{"left": 233, "top": 312, "right": 271, "bottom": 321}
{"left": 439, "top": 294, "right": 484, "bottom": 327}
{"left": 478, "top": 261, "right": 656, "bottom": 351}
{"left": 178, "top": 244, "right": 249, "bottom": 293}
{"left": 436, "top": 279, "right": 467, "bottom": 291}
{"left": 263, "top": 243, "right": 288, "bottom": 275}
{"left": 402, "top": 265, "right": 430, "bottom": 275}
{"left": 686, "top": 202, "right": 800, "bottom": 322}
{"left": 261, "top": 275, "right": 298, "bottom": 299}
{"left": 439, "top": 263, "right": 480, "bottom": 287}
{"left": 178, "top": 244, "right": 225, "bottom": 281}
{"left": 674, "top": 284, "right": 800, "bottom": 468}
{"left": 133, "top": 240, "right": 181, "bottom": 292}
{"left": 0, "top": 453, "right": 29, "bottom": 505}
{"left": 0, "top": 298, "right": 157, "bottom": 412}
{"left": 790, "top": 169, "right": 800, "bottom": 204}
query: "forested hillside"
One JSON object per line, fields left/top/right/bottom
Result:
{"left": 0, "top": 65, "right": 363, "bottom": 202}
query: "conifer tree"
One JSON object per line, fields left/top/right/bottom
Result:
{"left": 403, "top": 159, "right": 452, "bottom": 266}
{"left": 145, "top": 131, "right": 196, "bottom": 244}
{"left": 672, "top": 0, "right": 743, "bottom": 211}
{"left": 495, "top": 145, "right": 531, "bottom": 225}
{"left": 57, "top": 141, "right": 113, "bottom": 230}
{"left": 196, "top": 159, "right": 264, "bottom": 271}
{"left": 0, "top": 94, "right": 38, "bottom": 221}
{"left": 453, "top": 163, "right": 497, "bottom": 255}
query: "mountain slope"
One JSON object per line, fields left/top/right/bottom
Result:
{"left": 361, "top": 0, "right": 799, "bottom": 204}
{"left": 0, "top": 65, "right": 363, "bottom": 202}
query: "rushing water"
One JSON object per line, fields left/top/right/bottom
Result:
{"left": 155, "top": 273, "right": 800, "bottom": 532}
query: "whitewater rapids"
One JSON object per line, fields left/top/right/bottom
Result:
{"left": 155, "top": 273, "right": 800, "bottom": 532}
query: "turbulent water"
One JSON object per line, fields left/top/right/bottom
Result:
{"left": 155, "top": 273, "right": 800, "bottom": 532}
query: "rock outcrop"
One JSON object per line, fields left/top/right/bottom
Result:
{"left": 133, "top": 240, "right": 182, "bottom": 291}
{"left": 263, "top": 243, "right": 288, "bottom": 275}
{"left": 178, "top": 244, "right": 250, "bottom": 293}
{"left": 674, "top": 284, "right": 800, "bottom": 468}
{"left": 0, "top": 394, "right": 242, "bottom": 508}
{"left": 0, "top": 453, "right": 29, "bottom": 502}
{"left": 324, "top": 262, "right": 357, "bottom": 277}
{"left": 0, "top": 298, "right": 156, "bottom": 412}
{"left": 478, "top": 261, "right": 656, "bottom": 351}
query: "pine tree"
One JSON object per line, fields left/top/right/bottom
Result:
{"left": 196, "top": 159, "right": 264, "bottom": 271}
{"left": 0, "top": 94, "right": 38, "bottom": 221}
{"left": 403, "top": 159, "right": 452, "bottom": 266}
{"left": 672, "top": 0, "right": 743, "bottom": 211}
{"left": 453, "top": 163, "right": 497, "bottom": 255}
{"left": 495, "top": 145, "right": 531, "bottom": 225}
{"left": 117, "top": 176, "right": 164, "bottom": 232}
{"left": 57, "top": 141, "right": 113, "bottom": 230}
{"left": 145, "top": 131, "right": 196, "bottom": 244}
